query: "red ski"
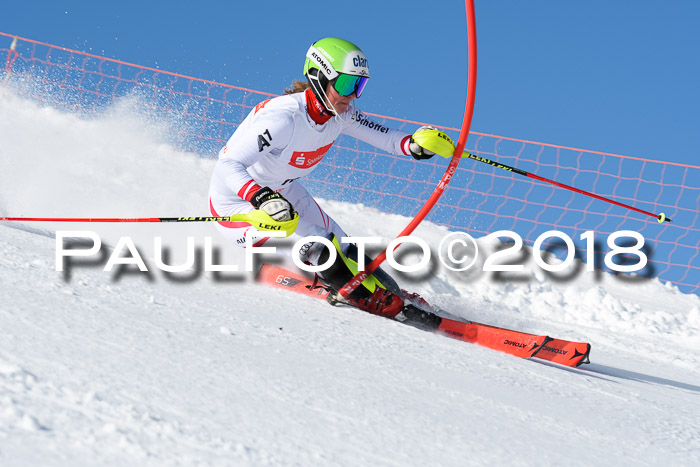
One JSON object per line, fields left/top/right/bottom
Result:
{"left": 256, "top": 264, "right": 590, "bottom": 367}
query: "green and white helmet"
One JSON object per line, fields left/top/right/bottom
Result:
{"left": 303, "top": 38, "right": 370, "bottom": 114}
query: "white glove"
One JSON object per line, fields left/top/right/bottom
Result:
{"left": 250, "top": 187, "right": 294, "bottom": 222}
{"left": 409, "top": 125, "right": 437, "bottom": 160}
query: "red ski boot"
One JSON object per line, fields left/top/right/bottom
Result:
{"left": 344, "top": 287, "right": 405, "bottom": 318}
{"left": 332, "top": 287, "right": 442, "bottom": 331}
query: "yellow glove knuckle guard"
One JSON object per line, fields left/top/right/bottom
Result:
{"left": 412, "top": 129, "right": 456, "bottom": 158}
{"left": 228, "top": 210, "right": 300, "bottom": 237}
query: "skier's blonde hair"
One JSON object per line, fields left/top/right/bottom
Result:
{"left": 284, "top": 80, "right": 309, "bottom": 94}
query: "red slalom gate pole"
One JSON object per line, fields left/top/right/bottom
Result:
{"left": 339, "top": 0, "right": 478, "bottom": 299}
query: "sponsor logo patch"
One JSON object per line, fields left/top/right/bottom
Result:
{"left": 353, "top": 55, "right": 368, "bottom": 68}
{"left": 311, "top": 51, "right": 335, "bottom": 78}
{"left": 289, "top": 141, "right": 335, "bottom": 169}
{"left": 254, "top": 99, "right": 271, "bottom": 114}
{"left": 354, "top": 112, "right": 389, "bottom": 133}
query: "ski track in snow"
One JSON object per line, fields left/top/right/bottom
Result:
{"left": 1, "top": 85, "right": 699, "bottom": 466}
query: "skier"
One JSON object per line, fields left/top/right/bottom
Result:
{"left": 209, "top": 37, "right": 439, "bottom": 326}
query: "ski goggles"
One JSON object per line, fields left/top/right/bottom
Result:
{"left": 332, "top": 74, "right": 369, "bottom": 98}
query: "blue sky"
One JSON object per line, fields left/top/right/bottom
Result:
{"left": 1, "top": 1, "right": 698, "bottom": 165}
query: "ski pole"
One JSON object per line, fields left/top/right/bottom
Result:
{"left": 413, "top": 131, "right": 673, "bottom": 224}
{"left": 458, "top": 149, "right": 672, "bottom": 223}
{"left": 0, "top": 211, "right": 301, "bottom": 236}
{"left": 1, "top": 215, "right": 230, "bottom": 223}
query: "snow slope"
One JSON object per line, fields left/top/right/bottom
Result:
{"left": 1, "top": 86, "right": 699, "bottom": 466}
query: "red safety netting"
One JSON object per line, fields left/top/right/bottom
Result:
{"left": 2, "top": 32, "right": 698, "bottom": 294}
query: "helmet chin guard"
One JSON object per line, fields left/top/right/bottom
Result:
{"left": 306, "top": 68, "right": 335, "bottom": 116}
